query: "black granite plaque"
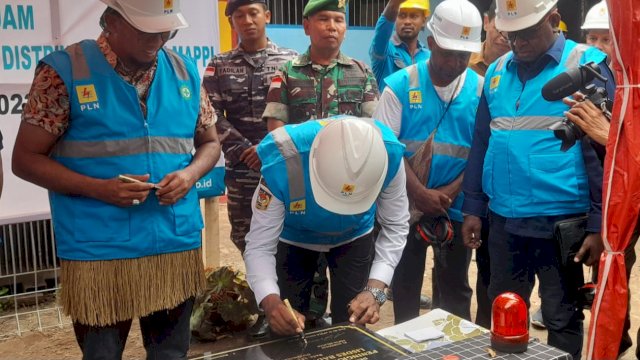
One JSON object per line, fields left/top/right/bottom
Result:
{"left": 190, "top": 325, "right": 408, "bottom": 360}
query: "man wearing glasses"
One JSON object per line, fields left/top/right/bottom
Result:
{"left": 461, "top": 0, "right": 614, "bottom": 358}
{"left": 13, "top": 0, "right": 221, "bottom": 358}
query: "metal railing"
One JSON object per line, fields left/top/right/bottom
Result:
{"left": 0, "top": 218, "right": 67, "bottom": 338}
{"left": 268, "top": 0, "right": 386, "bottom": 27}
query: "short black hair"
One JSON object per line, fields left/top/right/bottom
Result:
{"left": 485, "top": 0, "right": 497, "bottom": 21}
{"left": 99, "top": 7, "right": 120, "bottom": 30}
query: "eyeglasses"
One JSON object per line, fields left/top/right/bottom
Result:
{"left": 499, "top": 14, "right": 550, "bottom": 43}
{"left": 121, "top": 18, "right": 178, "bottom": 42}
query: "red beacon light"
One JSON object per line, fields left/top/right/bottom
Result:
{"left": 491, "top": 292, "right": 529, "bottom": 353}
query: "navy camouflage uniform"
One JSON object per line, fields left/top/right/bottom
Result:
{"left": 203, "top": 40, "right": 297, "bottom": 253}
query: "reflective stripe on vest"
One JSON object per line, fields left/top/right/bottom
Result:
{"left": 52, "top": 137, "right": 194, "bottom": 158}
{"left": 270, "top": 127, "right": 306, "bottom": 201}
{"left": 401, "top": 140, "right": 470, "bottom": 160}
{"left": 490, "top": 116, "right": 564, "bottom": 130}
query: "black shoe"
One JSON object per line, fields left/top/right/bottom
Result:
{"left": 387, "top": 289, "right": 432, "bottom": 309}
{"left": 419, "top": 295, "right": 432, "bottom": 310}
{"left": 618, "top": 332, "right": 632, "bottom": 358}
{"left": 248, "top": 314, "right": 270, "bottom": 340}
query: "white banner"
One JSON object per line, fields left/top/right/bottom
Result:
{"left": 0, "top": 0, "right": 220, "bottom": 224}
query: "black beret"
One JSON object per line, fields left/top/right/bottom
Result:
{"left": 225, "top": 0, "right": 267, "bottom": 16}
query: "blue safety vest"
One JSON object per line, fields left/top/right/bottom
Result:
{"left": 43, "top": 40, "right": 203, "bottom": 261}
{"left": 257, "top": 119, "right": 405, "bottom": 246}
{"left": 483, "top": 40, "right": 606, "bottom": 218}
{"left": 385, "top": 61, "right": 482, "bottom": 222}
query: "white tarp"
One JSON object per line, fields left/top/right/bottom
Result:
{"left": 0, "top": 0, "right": 220, "bottom": 224}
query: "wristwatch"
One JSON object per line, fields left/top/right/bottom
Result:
{"left": 363, "top": 286, "right": 387, "bottom": 306}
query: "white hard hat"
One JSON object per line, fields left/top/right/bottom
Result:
{"left": 100, "top": 0, "right": 188, "bottom": 33}
{"left": 495, "top": 0, "right": 557, "bottom": 32}
{"left": 309, "top": 117, "right": 388, "bottom": 215}
{"left": 426, "top": 0, "right": 482, "bottom": 53}
{"left": 582, "top": 1, "right": 609, "bottom": 30}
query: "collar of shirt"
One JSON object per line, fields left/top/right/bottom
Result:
{"left": 293, "top": 48, "right": 353, "bottom": 67}
{"left": 390, "top": 31, "right": 426, "bottom": 55}
{"left": 230, "top": 38, "right": 280, "bottom": 58}
{"left": 507, "top": 34, "right": 565, "bottom": 82}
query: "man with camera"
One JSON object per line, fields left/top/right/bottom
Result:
{"left": 374, "top": 0, "right": 484, "bottom": 323}
{"left": 461, "top": 0, "right": 614, "bottom": 358}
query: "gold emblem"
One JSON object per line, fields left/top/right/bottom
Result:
{"left": 290, "top": 199, "right": 306, "bottom": 212}
{"left": 409, "top": 90, "right": 422, "bottom": 104}
{"left": 461, "top": 26, "right": 471, "bottom": 38}
{"left": 341, "top": 183, "right": 356, "bottom": 196}
{"left": 490, "top": 75, "right": 501, "bottom": 90}
{"left": 338, "top": 0, "right": 346, "bottom": 9}
{"left": 506, "top": 0, "right": 517, "bottom": 12}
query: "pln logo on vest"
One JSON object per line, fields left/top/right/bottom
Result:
{"left": 409, "top": 90, "right": 423, "bottom": 110}
{"left": 289, "top": 199, "right": 306, "bottom": 215}
{"left": 75, "top": 84, "right": 100, "bottom": 112}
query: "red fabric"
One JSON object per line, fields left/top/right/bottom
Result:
{"left": 587, "top": 2, "right": 640, "bottom": 359}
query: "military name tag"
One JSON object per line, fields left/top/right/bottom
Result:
{"left": 219, "top": 67, "right": 247, "bottom": 75}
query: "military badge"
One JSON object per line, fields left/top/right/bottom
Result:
{"left": 255, "top": 187, "right": 272, "bottom": 210}
{"left": 338, "top": 0, "right": 346, "bottom": 9}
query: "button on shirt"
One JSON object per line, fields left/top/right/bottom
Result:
{"left": 462, "top": 35, "right": 615, "bottom": 238}
{"left": 369, "top": 15, "right": 430, "bottom": 91}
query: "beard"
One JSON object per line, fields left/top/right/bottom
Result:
{"left": 397, "top": 30, "right": 420, "bottom": 43}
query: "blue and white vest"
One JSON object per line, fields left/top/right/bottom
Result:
{"left": 257, "top": 119, "right": 405, "bottom": 245}
{"left": 385, "top": 61, "right": 482, "bottom": 221}
{"left": 43, "top": 40, "right": 203, "bottom": 261}
{"left": 482, "top": 40, "right": 606, "bottom": 218}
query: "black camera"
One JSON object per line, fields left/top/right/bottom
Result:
{"left": 542, "top": 62, "right": 613, "bottom": 151}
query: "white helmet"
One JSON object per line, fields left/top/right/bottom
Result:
{"left": 495, "top": 0, "right": 557, "bottom": 32}
{"left": 582, "top": 1, "right": 609, "bottom": 30}
{"left": 100, "top": 0, "right": 188, "bottom": 33}
{"left": 426, "top": 0, "right": 482, "bottom": 53}
{"left": 309, "top": 117, "right": 388, "bottom": 215}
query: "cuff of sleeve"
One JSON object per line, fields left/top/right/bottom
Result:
{"left": 586, "top": 213, "right": 602, "bottom": 233}
{"left": 368, "top": 262, "right": 395, "bottom": 287}
{"left": 461, "top": 197, "right": 488, "bottom": 218}
{"left": 253, "top": 282, "right": 281, "bottom": 308}
{"left": 262, "top": 103, "right": 289, "bottom": 124}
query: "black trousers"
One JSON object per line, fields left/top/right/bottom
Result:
{"left": 487, "top": 215, "right": 584, "bottom": 360}
{"left": 276, "top": 233, "right": 375, "bottom": 324}
{"left": 73, "top": 297, "right": 194, "bottom": 360}
{"left": 392, "top": 221, "right": 472, "bottom": 324}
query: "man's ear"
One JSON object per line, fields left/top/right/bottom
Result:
{"left": 265, "top": 10, "right": 272, "bottom": 24}
{"left": 303, "top": 17, "right": 311, "bottom": 36}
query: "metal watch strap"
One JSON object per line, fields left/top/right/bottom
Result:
{"left": 363, "top": 286, "right": 386, "bottom": 306}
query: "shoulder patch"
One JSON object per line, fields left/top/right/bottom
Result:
{"left": 255, "top": 187, "right": 272, "bottom": 210}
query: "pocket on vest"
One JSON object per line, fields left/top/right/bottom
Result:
{"left": 529, "top": 153, "right": 580, "bottom": 203}
{"left": 73, "top": 198, "right": 130, "bottom": 242}
{"left": 172, "top": 188, "right": 203, "bottom": 236}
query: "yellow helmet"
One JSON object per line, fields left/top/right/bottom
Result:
{"left": 399, "top": 0, "right": 430, "bottom": 16}
{"left": 558, "top": 20, "right": 568, "bottom": 33}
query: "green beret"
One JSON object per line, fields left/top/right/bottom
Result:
{"left": 225, "top": 0, "right": 267, "bottom": 16}
{"left": 303, "top": 0, "right": 348, "bottom": 17}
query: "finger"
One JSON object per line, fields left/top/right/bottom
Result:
{"left": 572, "top": 92, "right": 586, "bottom": 101}
{"left": 562, "top": 97, "right": 578, "bottom": 107}
{"left": 368, "top": 311, "right": 380, "bottom": 325}
{"left": 564, "top": 111, "right": 586, "bottom": 127}
{"left": 574, "top": 244, "right": 588, "bottom": 263}
{"left": 296, "top": 313, "right": 306, "bottom": 331}
{"left": 357, "top": 307, "right": 377, "bottom": 325}
{"left": 348, "top": 301, "right": 365, "bottom": 323}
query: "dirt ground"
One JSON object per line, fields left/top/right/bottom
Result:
{"left": 0, "top": 203, "right": 638, "bottom": 359}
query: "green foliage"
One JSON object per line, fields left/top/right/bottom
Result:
{"left": 190, "top": 266, "right": 259, "bottom": 342}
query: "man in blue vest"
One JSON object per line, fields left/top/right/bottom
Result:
{"left": 461, "top": 0, "right": 614, "bottom": 358}
{"left": 13, "top": 0, "right": 221, "bottom": 358}
{"left": 374, "top": 0, "right": 483, "bottom": 324}
{"left": 370, "top": 0, "right": 431, "bottom": 91}
{"left": 243, "top": 116, "right": 409, "bottom": 335}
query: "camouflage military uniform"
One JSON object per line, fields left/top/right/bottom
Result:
{"left": 203, "top": 40, "right": 297, "bottom": 253}
{"left": 262, "top": 50, "right": 379, "bottom": 124}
